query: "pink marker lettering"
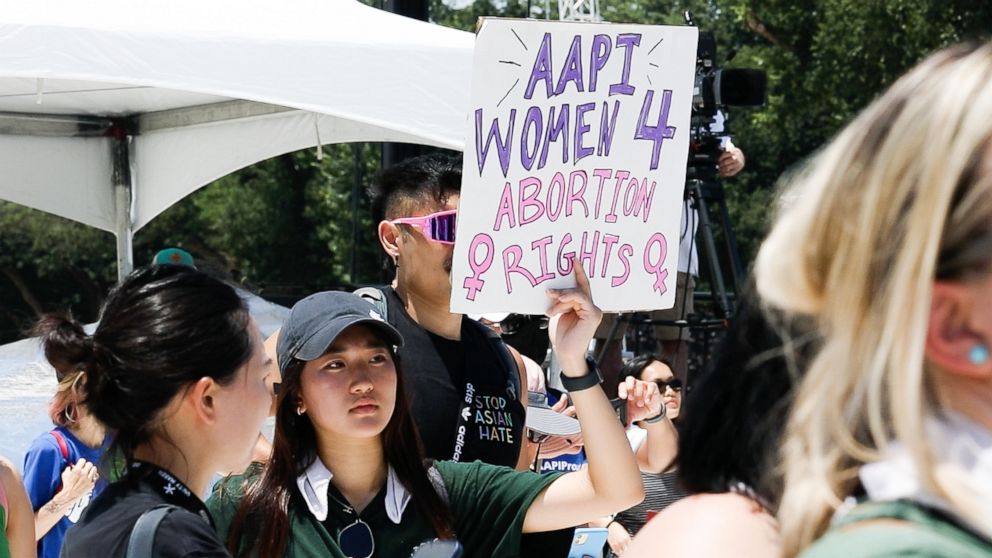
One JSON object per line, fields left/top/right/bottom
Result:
{"left": 503, "top": 245, "right": 538, "bottom": 293}
{"left": 643, "top": 233, "right": 669, "bottom": 294}
{"left": 557, "top": 233, "right": 575, "bottom": 275}
{"left": 612, "top": 244, "right": 633, "bottom": 287}
{"left": 463, "top": 233, "right": 495, "bottom": 300}
{"left": 531, "top": 236, "right": 555, "bottom": 283}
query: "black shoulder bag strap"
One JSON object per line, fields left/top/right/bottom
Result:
{"left": 466, "top": 319, "right": 521, "bottom": 400}
{"left": 125, "top": 504, "right": 178, "bottom": 558}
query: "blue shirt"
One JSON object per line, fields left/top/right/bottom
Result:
{"left": 22, "top": 427, "right": 106, "bottom": 558}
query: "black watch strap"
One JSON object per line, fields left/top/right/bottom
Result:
{"left": 560, "top": 356, "right": 603, "bottom": 392}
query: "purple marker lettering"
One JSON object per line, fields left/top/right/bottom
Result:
{"left": 574, "top": 102, "right": 596, "bottom": 162}
{"left": 605, "top": 170, "right": 629, "bottom": 223}
{"left": 634, "top": 89, "right": 676, "bottom": 171}
{"left": 589, "top": 34, "right": 612, "bottom": 93}
{"left": 578, "top": 231, "right": 600, "bottom": 277}
{"left": 546, "top": 172, "right": 566, "bottom": 222}
{"left": 643, "top": 233, "right": 669, "bottom": 295}
{"left": 503, "top": 245, "right": 538, "bottom": 293}
{"left": 539, "top": 105, "right": 570, "bottom": 169}
{"left": 524, "top": 33, "right": 555, "bottom": 100}
{"left": 557, "top": 233, "right": 575, "bottom": 275}
{"left": 609, "top": 33, "right": 641, "bottom": 96}
{"left": 475, "top": 108, "right": 515, "bottom": 178}
{"left": 493, "top": 182, "right": 516, "bottom": 231}
{"left": 566, "top": 170, "right": 589, "bottom": 218}
{"left": 612, "top": 244, "right": 633, "bottom": 287}
{"left": 554, "top": 35, "right": 585, "bottom": 96}
{"left": 518, "top": 177, "right": 546, "bottom": 226}
{"left": 521, "top": 107, "right": 543, "bottom": 171}
{"left": 531, "top": 236, "right": 555, "bottom": 283}
{"left": 600, "top": 233, "right": 620, "bottom": 278}
{"left": 592, "top": 168, "right": 612, "bottom": 220}
{"left": 464, "top": 233, "right": 495, "bottom": 300}
{"left": 597, "top": 100, "right": 620, "bottom": 157}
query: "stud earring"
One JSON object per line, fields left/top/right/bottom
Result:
{"left": 969, "top": 344, "right": 990, "bottom": 365}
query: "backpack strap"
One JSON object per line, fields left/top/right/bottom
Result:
{"left": 125, "top": 505, "right": 178, "bottom": 558}
{"left": 354, "top": 286, "right": 389, "bottom": 321}
{"left": 466, "top": 319, "right": 522, "bottom": 401}
{"left": 49, "top": 430, "right": 70, "bottom": 464}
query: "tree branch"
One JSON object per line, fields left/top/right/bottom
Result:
{"left": 2, "top": 268, "right": 44, "bottom": 316}
{"left": 745, "top": 9, "right": 796, "bottom": 54}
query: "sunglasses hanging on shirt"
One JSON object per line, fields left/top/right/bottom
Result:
{"left": 324, "top": 491, "right": 375, "bottom": 558}
{"left": 391, "top": 210, "right": 457, "bottom": 244}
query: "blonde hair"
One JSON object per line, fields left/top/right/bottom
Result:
{"left": 755, "top": 42, "right": 992, "bottom": 556}
{"left": 48, "top": 370, "right": 85, "bottom": 427}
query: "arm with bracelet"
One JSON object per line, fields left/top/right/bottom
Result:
{"left": 520, "top": 257, "right": 647, "bottom": 534}
{"left": 620, "top": 376, "right": 677, "bottom": 475}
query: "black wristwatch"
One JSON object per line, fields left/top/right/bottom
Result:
{"left": 559, "top": 356, "right": 603, "bottom": 392}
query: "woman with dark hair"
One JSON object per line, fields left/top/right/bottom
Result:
{"left": 624, "top": 294, "right": 812, "bottom": 557}
{"left": 209, "top": 263, "right": 654, "bottom": 557}
{"left": 589, "top": 353, "right": 682, "bottom": 556}
{"left": 22, "top": 318, "right": 108, "bottom": 558}
{"left": 51, "top": 265, "right": 274, "bottom": 557}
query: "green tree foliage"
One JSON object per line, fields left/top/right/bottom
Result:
{"left": 0, "top": 143, "right": 384, "bottom": 342}
{"left": 1, "top": 1, "right": 990, "bottom": 342}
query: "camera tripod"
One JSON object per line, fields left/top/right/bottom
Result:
{"left": 596, "top": 172, "right": 745, "bottom": 380}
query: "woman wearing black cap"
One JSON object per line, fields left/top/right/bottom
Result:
{"left": 209, "top": 261, "right": 660, "bottom": 558}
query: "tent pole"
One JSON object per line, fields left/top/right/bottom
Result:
{"left": 111, "top": 124, "right": 135, "bottom": 281}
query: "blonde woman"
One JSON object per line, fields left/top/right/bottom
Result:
{"left": 756, "top": 42, "right": 992, "bottom": 556}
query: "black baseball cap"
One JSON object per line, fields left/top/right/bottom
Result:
{"left": 276, "top": 291, "right": 404, "bottom": 371}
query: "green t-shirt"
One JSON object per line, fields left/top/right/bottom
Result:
{"left": 0, "top": 505, "right": 9, "bottom": 558}
{"left": 207, "top": 460, "right": 562, "bottom": 558}
{"left": 800, "top": 500, "right": 992, "bottom": 558}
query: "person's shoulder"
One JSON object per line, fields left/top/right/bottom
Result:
{"left": 625, "top": 492, "right": 780, "bottom": 558}
{"left": 26, "top": 429, "right": 61, "bottom": 452}
{"left": 801, "top": 502, "right": 992, "bottom": 558}
{"left": 155, "top": 507, "right": 229, "bottom": 557}
{"left": 208, "top": 467, "right": 259, "bottom": 508}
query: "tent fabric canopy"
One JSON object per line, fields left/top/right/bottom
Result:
{"left": 0, "top": 0, "right": 473, "bottom": 248}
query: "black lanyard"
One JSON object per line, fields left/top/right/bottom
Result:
{"left": 126, "top": 461, "right": 213, "bottom": 527}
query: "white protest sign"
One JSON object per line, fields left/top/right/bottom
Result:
{"left": 450, "top": 18, "right": 697, "bottom": 314}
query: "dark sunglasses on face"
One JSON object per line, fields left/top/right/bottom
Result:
{"left": 655, "top": 378, "right": 683, "bottom": 392}
{"left": 391, "top": 209, "right": 457, "bottom": 244}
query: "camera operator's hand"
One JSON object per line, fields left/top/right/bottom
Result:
{"left": 718, "top": 143, "right": 745, "bottom": 178}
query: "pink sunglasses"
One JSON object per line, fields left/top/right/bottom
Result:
{"left": 391, "top": 209, "right": 457, "bottom": 244}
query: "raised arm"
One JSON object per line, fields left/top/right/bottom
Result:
{"left": 522, "top": 258, "right": 645, "bottom": 533}
{"left": 617, "top": 376, "right": 678, "bottom": 474}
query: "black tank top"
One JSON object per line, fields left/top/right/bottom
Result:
{"left": 385, "top": 287, "right": 525, "bottom": 467}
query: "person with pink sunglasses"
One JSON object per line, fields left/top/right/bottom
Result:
{"left": 365, "top": 154, "right": 529, "bottom": 470}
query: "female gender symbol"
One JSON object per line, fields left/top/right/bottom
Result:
{"left": 463, "top": 233, "right": 495, "bottom": 301}
{"left": 643, "top": 233, "right": 669, "bottom": 295}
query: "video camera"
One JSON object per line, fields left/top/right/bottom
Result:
{"left": 685, "top": 11, "right": 767, "bottom": 180}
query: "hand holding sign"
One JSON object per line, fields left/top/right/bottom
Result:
{"left": 547, "top": 257, "right": 602, "bottom": 375}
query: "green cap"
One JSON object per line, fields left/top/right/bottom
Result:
{"left": 152, "top": 248, "right": 196, "bottom": 269}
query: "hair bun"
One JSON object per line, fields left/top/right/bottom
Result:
{"left": 32, "top": 313, "right": 93, "bottom": 379}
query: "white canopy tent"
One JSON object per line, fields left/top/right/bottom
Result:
{"left": 0, "top": 0, "right": 473, "bottom": 278}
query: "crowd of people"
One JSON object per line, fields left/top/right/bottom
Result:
{"left": 4, "top": 40, "right": 992, "bottom": 558}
